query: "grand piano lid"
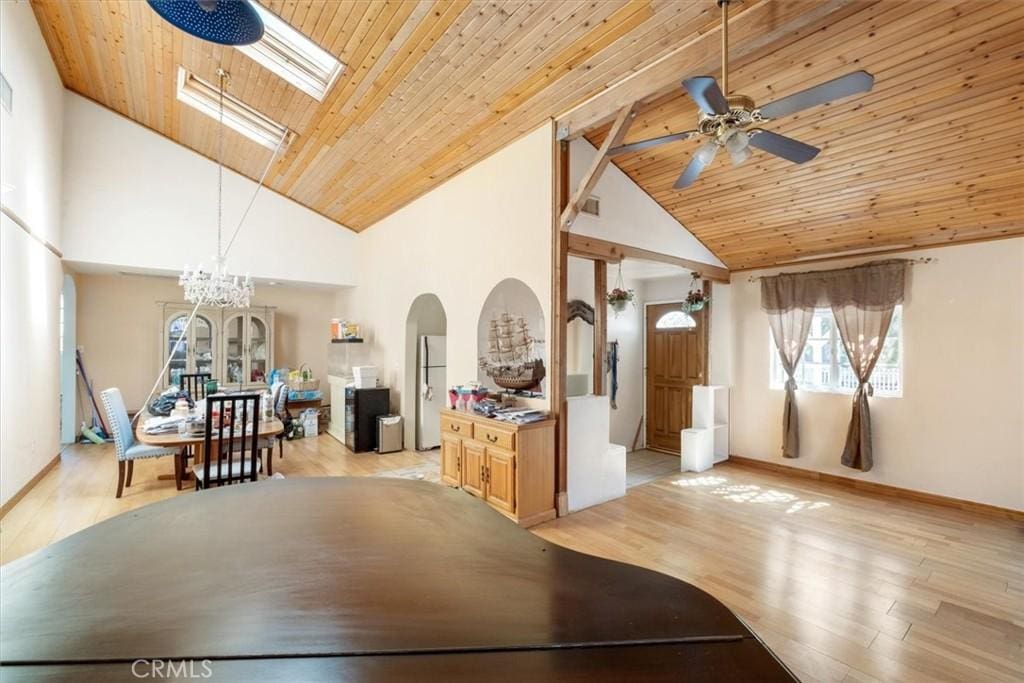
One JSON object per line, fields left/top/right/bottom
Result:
{"left": 0, "top": 478, "right": 793, "bottom": 679}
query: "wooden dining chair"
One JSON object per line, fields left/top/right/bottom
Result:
{"left": 179, "top": 373, "right": 212, "bottom": 401}
{"left": 100, "top": 388, "right": 184, "bottom": 497}
{"left": 194, "top": 394, "right": 262, "bottom": 490}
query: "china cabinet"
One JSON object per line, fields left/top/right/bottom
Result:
{"left": 160, "top": 303, "right": 275, "bottom": 391}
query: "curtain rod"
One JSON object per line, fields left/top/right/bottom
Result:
{"left": 746, "top": 257, "right": 935, "bottom": 283}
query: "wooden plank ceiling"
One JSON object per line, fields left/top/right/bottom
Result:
{"left": 31, "top": 0, "right": 733, "bottom": 232}
{"left": 586, "top": 0, "right": 1024, "bottom": 269}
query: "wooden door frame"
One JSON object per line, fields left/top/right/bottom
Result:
{"left": 641, "top": 289, "right": 712, "bottom": 454}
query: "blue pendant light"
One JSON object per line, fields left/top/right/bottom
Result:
{"left": 147, "top": 0, "right": 264, "bottom": 46}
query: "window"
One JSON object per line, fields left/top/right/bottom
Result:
{"left": 176, "top": 67, "right": 293, "bottom": 149}
{"left": 655, "top": 310, "right": 696, "bottom": 329}
{"left": 237, "top": 3, "right": 345, "bottom": 102}
{"left": 770, "top": 306, "right": 902, "bottom": 396}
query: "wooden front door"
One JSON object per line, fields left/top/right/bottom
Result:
{"left": 645, "top": 301, "right": 707, "bottom": 454}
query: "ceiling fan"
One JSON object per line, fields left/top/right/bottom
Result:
{"left": 609, "top": 0, "right": 875, "bottom": 189}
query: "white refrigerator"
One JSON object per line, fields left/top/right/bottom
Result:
{"left": 417, "top": 335, "right": 446, "bottom": 450}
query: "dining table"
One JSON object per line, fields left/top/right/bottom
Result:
{"left": 135, "top": 415, "right": 284, "bottom": 479}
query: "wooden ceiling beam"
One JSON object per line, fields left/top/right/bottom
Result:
{"left": 554, "top": 0, "right": 859, "bottom": 140}
{"left": 560, "top": 103, "right": 638, "bottom": 232}
{"left": 567, "top": 234, "right": 730, "bottom": 284}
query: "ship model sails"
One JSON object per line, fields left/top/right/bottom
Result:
{"left": 479, "top": 313, "right": 546, "bottom": 391}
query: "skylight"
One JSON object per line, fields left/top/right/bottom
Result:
{"left": 237, "top": 3, "right": 345, "bottom": 101}
{"left": 176, "top": 67, "right": 292, "bottom": 150}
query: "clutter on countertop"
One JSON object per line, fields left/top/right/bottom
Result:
{"left": 353, "top": 365, "right": 378, "bottom": 389}
{"left": 288, "top": 364, "right": 320, "bottom": 392}
{"left": 330, "top": 319, "right": 361, "bottom": 341}
{"left": 491, "top": 408, "right": 547, "bottom": 425}
{"left": 148, "top": 388, "right": 194, "bottom": 417}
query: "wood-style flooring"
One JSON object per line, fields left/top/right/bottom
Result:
{"left": 2, "top": 436, "right": 1021, "bottom": 682}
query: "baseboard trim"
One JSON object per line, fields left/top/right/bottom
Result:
{"left": 726, "top": 455, "right": 1024, "bottom": 523}
{"left": 0, "top": 453, "right": 61, "bottom": 520}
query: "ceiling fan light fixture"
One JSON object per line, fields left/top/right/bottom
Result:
{"left": 723, "top": 129, "right": 750, "bottom": 165}
{"left": 694, "top": 139, "right": 719, "bottom": 166}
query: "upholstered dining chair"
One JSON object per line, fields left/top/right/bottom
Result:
{"left": 100, "top": 388, "right": 184, "bottom": 498}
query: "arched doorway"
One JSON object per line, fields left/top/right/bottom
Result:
{"left": 59, "top": 274, "right": 77, "bottom": 445}
{"left": 404, "top": 294, "right": 447, "bottom": 450}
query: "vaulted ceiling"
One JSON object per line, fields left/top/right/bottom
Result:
{"left": 587, "top": 0, "right": 1024, "bottom": 269}
{"left": 31, "top": 1, "right": 1024, "bottom": 268}
{"left": 31, "top": 0, "right": 728, "bottom": 231}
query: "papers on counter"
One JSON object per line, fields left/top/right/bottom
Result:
{"left": 491, "top": 408, "right": 546, "bottom": 425}
{"left": 142, "top": 415, "right": 185, "bottom": 434}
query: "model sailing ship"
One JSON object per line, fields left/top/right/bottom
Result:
{"left": 479, "top": 313, "right": 546, "bottom": 392}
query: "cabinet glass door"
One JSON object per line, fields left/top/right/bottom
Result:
{"left": 224, "top": 315, "right": 245, "bottom": 385}
{"left": 194, "top": 315, "right": 215, "bottom": 377}
{"left": 249, "top": 316, "right": 268, "bottom": 384}
{"left": 167, "top": 314, "right": 188, "bottom": 387}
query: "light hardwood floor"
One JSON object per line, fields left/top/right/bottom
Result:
{"left": 2, "top": 436, "right": 1021, "bottom": 682}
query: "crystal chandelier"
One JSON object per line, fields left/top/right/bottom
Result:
{"left": 179, "top": 68, "right": 254, "bottom": 308}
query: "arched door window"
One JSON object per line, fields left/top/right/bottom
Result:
{"left": 655, "top": 310, "right": 696, "bottom": 329}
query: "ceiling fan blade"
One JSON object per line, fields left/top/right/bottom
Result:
{"left": 682, "top": 76, "right": 730, "bottom": 116}
{"left": 608, "top": 130, "right": 697, "bottom": 157}
{"left": 673, "top": 141, "right": 718, "bottom": 189}
{"left": 758, "top": 70, "right": 875, "bottom": 120}
{"left": 748, "top": 129, "right": 820, "bottom": 164}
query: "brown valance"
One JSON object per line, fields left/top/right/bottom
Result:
{"left": 760, "top": 260, "right": 910, "bottom": 313}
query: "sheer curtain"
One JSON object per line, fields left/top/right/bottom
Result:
{"left": 761, "top": 260, "right": 909, "bottom": 469}
{"left": 767, "top": 308, "right": 813, "bottom": 458}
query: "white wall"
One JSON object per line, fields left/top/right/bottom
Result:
{"left": 60, "top": 93, "right": 359, "bottom": 288}
{"left": 335, "top": 124, "right": 553, "bottom": 420}
{"left": 567, "top": 256, "right": 646, "bottom": 449}
{"left": 0, "top": 0, "right": 66, "bottom": 506}
{"left": 568, "top": 138, "right": 723, "bottom": 268}
{"left": 564, "top": 139, "right": 729, "bottom": 455}
{"left": 730, "top": 239, "right": 1024, "bottom": 510}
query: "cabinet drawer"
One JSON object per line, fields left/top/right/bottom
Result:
{"left": 442, "top": 416, "right": 473, "bottom": 438}
{"left": 476, "top": 424, "right": 515, "bottom": 451}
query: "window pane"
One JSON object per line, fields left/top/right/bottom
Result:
{"left": 655, "top": 311, "right": 696, "bottom": 329}
{"left": 769, "top": 305, "right": 902, "bottom": 396}
{"left": 195, "top": 315, "right": 214, "bottom": 377}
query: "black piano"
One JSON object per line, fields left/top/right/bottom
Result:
{"left": 0, "top": 478, "right": 795, "bottom": 681}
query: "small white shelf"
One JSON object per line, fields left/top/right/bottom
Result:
{"left": 681, "top": 386, "right": 730, "bottom": 470}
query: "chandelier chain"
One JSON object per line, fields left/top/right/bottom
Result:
{"left": 217, "top": 67, "right": 225, "bottom": 260}
{"left": 178, "top": 67, "right": 255, "bottom": 309}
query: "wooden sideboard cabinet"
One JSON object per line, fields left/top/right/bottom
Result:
{"left": 439, "top": 409, "right": 556, "bottom": 527}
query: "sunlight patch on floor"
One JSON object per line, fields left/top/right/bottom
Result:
{"left": 670, "top": 477, "right": 831, "bottom": 514}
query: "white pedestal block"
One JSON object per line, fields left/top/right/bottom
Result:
{"left": 681, "top": 428, "right": 714, "bottom": 473}
{"left": 567, "top": 395, "right": 626, "bottom": 513}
